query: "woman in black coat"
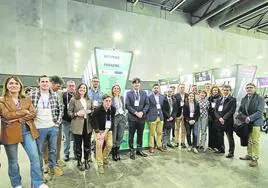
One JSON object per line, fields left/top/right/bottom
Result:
{"left": 207, "top": 86, "right": 222, "bottom": 151}
{"left": 183, "top": 92, "right": 200, "bottom": 153}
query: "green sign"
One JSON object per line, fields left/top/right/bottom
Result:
{"left": 94, "top": 47, "right": 133, "bottom": 94}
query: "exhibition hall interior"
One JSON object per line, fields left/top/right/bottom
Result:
{"left": 0, "top": 0, "right": 268, "bottom": 187}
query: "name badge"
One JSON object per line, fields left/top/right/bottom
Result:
{"left": 218, "top": 105, "right": 223, "bottom": 112}
{"left": 211, "top": 102, "right": 216, "bottom": 108}
{"left": 156, "top": 104, "right": 161, "bottom": 109}
{"left": 190, "top": 112, "right": 194, "bottom": 118}
{"left": 134, "top": 100, "right": 139, "bottom": 107}
{"left": 180, "top": 101, "right": 184, "bottom": 107}
{"left": 105, "top": 120, "right": 111, "bottom": 129}
{"left": 93, "top": 100, "right": 98, "bottom": 107}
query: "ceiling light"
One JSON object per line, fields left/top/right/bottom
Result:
{"left": 215, "top": 58, "right": 222, "bottom": 63}
{"left": 257, "top": 55, "right": 263, "bottom": 60}
{"left": 194, "top": 64, "right": 199, "bottom": 68}
{"left": 74, "top": 40, "right": 82, "bottom": 48}
{"left": 74, "top": 52, "right": 80, "bottom": 58}
{"left": 166, "top": 71, "right": 170, "bottom": 74}
{"left": 113, "top": 32, "right": 122, "bottom": 41}
{"left": 155, "top": 74, "right": 160, "bottom": 77}
{"left": 134, "top": 50, "right": 141, "bottom": 55}
{"left": 177, "top": 68, "right": 183, "bottom": 72}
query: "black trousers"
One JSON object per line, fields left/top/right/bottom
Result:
{"left": 128, "top": 120, "right": 145, "bottom": 150}
{"left": 217, "top": 124, "right": 235, "bottom": 154}
{"left": 73, "top": 120, "right": 92, "bottom": 161}
{"left": 208, "top": 118, "right": 218, "bottom": 149}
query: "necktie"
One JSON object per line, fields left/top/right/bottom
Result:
{"left": 135, "top": 91, "right": 139, "bottom": 100}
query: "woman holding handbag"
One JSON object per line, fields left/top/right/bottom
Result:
{"left": 68, "top": 83, "right": 93, "bottom": 171}
{"left": 0, "top": 75, "right": 48, "bottom": 188}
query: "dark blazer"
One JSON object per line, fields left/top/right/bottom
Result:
{"left": 92, "top": 105, "right": 116, "bottom": 133}
{"left": 62, "top": 92, "right": 73, "bottom": 122}
{"left": 125, "top": 90, "right": 149, "bottom": 122}
{"left": 174, "top": 93, "right": 189, "bottom": 117}
{"left": 162, "top": 96, "right": 178, "bottom": 121}
{"left": 147, "top": 93, "right": 165, "bottom": 122}
{"left": 208, "top": 94, "right": 221, "bottom": 120}
{"left": 238, "top": 93, "right": 264, "bottom": 126}
{"left": 214, "top": 95, "right": 236, "bottom": 127}
{"left": 111, "top": 96, "right": 125, "bottom": 112}
{"left": 183, "top": 101, "right": 200, "bottom": 124}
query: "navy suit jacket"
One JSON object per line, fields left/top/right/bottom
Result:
{"left": 125, "top": 90, "right": 149, "bottom": 122}
{"left": 147, "top": 93, "right": 164, "bottom": 122}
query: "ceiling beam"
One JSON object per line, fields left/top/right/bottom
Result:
{"left": 209, "top": 0, "right": 268, "bottom": 28}
{"left": 170, "top": 0, "right": 186, "bottom": 13}
{"left": 192, "top": 0, "right": 242, "bottom": 26}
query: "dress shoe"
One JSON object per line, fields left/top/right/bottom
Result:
{"left": 226, "top": 153, "right": 234, "bottom": 158}
{"left": 77, "top": 160, "right": 85, "bottom": 171}
{"left": 115, "top": 147, "right": 121, "bottom": 160}
{"left": 214, "top": 150, "right": 225, "bottom": 154}
{"left": 157, "top": 147, "right": 166, "bottom": 152}
{"left": 167, "top": 143, "right": 175, "bottom": 148}
{"left": 64, "top": 155, "right": 70, "bottom": 162}
{"left": 249, "top": 160, "right": 258, "bottom": 167}
{"left": 181, "top": 143, "right": 187, "bottom": 148}
{"left": 174, "top": 143, "right": 179, "bottom": 147}
{"left": 130, "top": 150, "right": 136, "bottom": 160}
{"left": 84, "top": 160, "right": 90, "bottom": 170}
{"left": 148, "top": 147, "right": 155, "bottom": 153}
{"left": 136, "top": 151, "right": 148, "bottom": 157}
{"left": 239, "top": 155, "right": 252, "bottom": 160}
{"left": 112, "top": 148, "right": 118, "bottom": 161}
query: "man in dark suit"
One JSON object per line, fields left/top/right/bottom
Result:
{"left": 147, "top": 84, "right": 165, "bottom": 153}
{"left": 162, "top": 88, "right": 178, "bottom": 150}
{"left": 238, "top": 83, "right": 264, "bottom": 167}
{"left": 174, "top": 84, "right": 189, "bottom": 148}
{"left": 214, "top": 85, "right": 236, "bottom": 158}
{"left": 125, "top": 78, "right": 150, "bottom": 159}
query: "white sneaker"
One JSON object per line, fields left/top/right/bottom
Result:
{"left": 39, "top": 183, "right": 49, "bottom": 188}
{"left": 193, "top": 148, "right": 199, "bottom": 154}
{"left": 187, "top": 147, "right": 192, "bottom": 152}
{"left": 14, "top": 186, "right": 22, "bottom": 188}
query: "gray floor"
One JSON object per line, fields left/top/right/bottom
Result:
{"left": 1, "top": 133, "right": 268, "bottom": 188}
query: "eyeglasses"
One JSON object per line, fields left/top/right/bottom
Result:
{"left": 92, "top": 80, "right": 99, "bottom": 83}
{"left": 246, "top": 87, "right": 254, "bottom": 89}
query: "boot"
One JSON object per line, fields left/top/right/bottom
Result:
{"left": 116, "top": 147, "right": 120, "bottom": 160}
{"left": 77, "top": 160, "right": 85, "bottom": 171}
{"left": 84, "top": 160, "right": 90, "bottom": 170}
{"left": 112, "top": 147, "right": 117, "bottom": 161}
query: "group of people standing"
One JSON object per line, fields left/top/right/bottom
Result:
{"left": 0, "top": 75, "right": 265, "bottom": 188}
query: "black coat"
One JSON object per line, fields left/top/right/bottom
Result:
{"left": 174, "top": 93, "right": 189, "bottom": 117}
{"left": 162, "top": 96, "right": 178, "bottom": 121}
{"left": 183, "top": 101, "right": 200, "bottom": 124}
{"left": 214, "top": 95, "right": 236, "bottom": 128}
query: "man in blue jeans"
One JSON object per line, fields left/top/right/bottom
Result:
{"left": 62, "top": 80, "right": 76, "bottom": 161}
{"left": 31, "top": 75, "right": 64, "bottom": 178}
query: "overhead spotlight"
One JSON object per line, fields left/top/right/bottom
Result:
{"left": 134, "top": 50, "right": 141, "bottom": 55}
{"left": 257, "top": 55, "right": 263, "bottom": 60}
{"left": 74, "top": 40, "right": 82, "bottom": 48}
{"left": 113, "top": 32, "right": 122, "bottom": 41}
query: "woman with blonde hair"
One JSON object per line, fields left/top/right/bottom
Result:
{"left": 111, "top": 84, "right": 126, "bottom": 161}
{"left": 0, "top": 75, "right": 48, "bottom": 188}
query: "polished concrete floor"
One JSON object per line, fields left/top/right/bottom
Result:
{"left": 1, "top": 133, "right": 268, "bottom": 188}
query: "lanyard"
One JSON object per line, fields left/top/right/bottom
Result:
{"left": 105, "top": 108, "right": 112, "bottom": 121}
{"left": 16, "top": 99, "right": 21, "bottom": 109}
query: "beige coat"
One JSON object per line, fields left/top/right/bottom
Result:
{"left": 68, "top": 97, "right": 93, "bottom": 135}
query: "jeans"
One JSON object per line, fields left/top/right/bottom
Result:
{"left": 36, "top": 126, "right": 59, "bottom": 169}
{"left": 62, "top": 120, "right": 74, "bottom": 158}
{"left": 113, "top": 114, "right": 126, "bottom": 148}
{"left": 4, "top": 125, "right": 43, "bottom": 188}
{"left": 197, "top": 116, "right": 208, "bottom": 148}
{"left": 185, "top": 122, "right": 198, "bottom": 147}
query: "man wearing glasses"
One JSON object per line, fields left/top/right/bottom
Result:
{"left": 238, "top": 83, "right": 264, "bottom": 167}
{"left": 88, "top": 77, "right": 103, "bottom": 108}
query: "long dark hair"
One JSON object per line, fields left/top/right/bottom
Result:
{"left": 74, "top": 83, "right": 89, "bottom": 100}
{"left": 2, "top": 75, "right": 25, "bottom": 98}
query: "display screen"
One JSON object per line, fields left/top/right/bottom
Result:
{"left": 194, "top": 71, "right": 211, "bottom": 82}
